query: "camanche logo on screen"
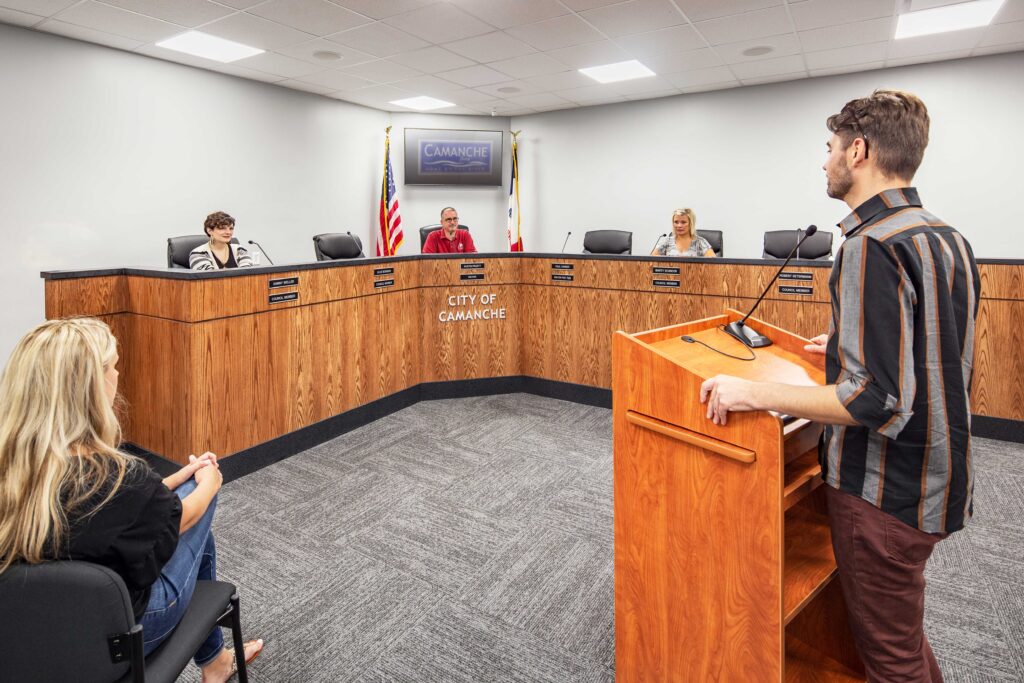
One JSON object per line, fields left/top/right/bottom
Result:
{"left": 438, "top": 293, "right": 507, "bottom": 323}
{"left": 420, "top": 141, "right": 491, "bottom": 173}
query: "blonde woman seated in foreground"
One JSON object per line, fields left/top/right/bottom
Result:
{"left": 651, "top": 208, "right": 716, "bottom": 258}
{"left": 0, "top": 318, "right": 263, "bottom": 682}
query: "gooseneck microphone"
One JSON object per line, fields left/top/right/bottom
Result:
{"left": 560, "top": 231, "right": 572, "bottom": 253}
{"left": 723, "top": 225, "right": 818, "bottom": 348}
{"left": 650, "top": 233, "right": 668, "bottom": 254}
{"left": 248, "top": 239, "right": 274, "bottom": 265}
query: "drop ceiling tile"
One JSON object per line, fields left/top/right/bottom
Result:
{"left": 608, "top": 74, "right": 675, "bottom": 94}
{"left": 340, "top": 58, "right": 421, "bottom": 82}
{"left": 789, "top": 0, "right": 895, "bottom": 32}
{"left": 729, "top": 53, "right": 805, "bottom": 78}
{"left": 327, "top": 0, "right": 434, "bottom": 20}
{"left": 443, "top": 88, "right": 504, "bottom": 104}
{"left": 208, "top": 61, "right": 288, "bottom": 82}
{"left": 50, "top": 1, "right": 181, "bottom": 42}
{"left": 325, "top": 21, "right": 429, "bottom": 57}
{"left": 665, "top": 64, "right": 736, "bottom": 87}
{"left": 390, "top": 73, "right": 465, "bottom": 95}
{"left": 972, "top": 41, "right": 1024, "bottom": 55}
{"left": 344, "top": 83, "right": 414, "bottom": 105}
{"left": 693, "top": 5, "right": 792, "bottom": 45}
{"left": 625, "top": 88, "right": 680, "bottom": 101}
{"left": 886, "top": 49, "right": 972, "bottom": 67}
{"left": 278, "top": 78, "right": 337, "bottom": 94}
{"left": 559, "top": 84, "right": 622, "bottom": 102}
{"left": 547, "top": 40, "right": 631, "bottom": 69}
{"left": 560, "top": 0, "right": 622, "bottom": 10}
{"left": 389, "top": 45, "right": 475, "bottom": 73}
{"left": 38, "top": 19, "right": 145, "bottom": 48}
{"left": 276, "top": 39, "right": 375, "bottom": 67}
{"left": 640, "top": 47, "right": 724, "bottom": 74}
{"left": 581, "top": 0, "right": 687, "bottom": 38}
{"left": 0, "top": 7, "right": 43, "bottom": 25}
{"left": 201, "top": 12, "right": 314, "bottom": 50}
{"left": 213, "top": 0, "right": 264, "bottom": 9}
{"left": 436, "top": 63, "right": 510, "bottom": 86}
{"left": 489, "top": 52, "right": 567, "bottom": 78}
{"left": 98, "top": 0, "right": 233, "bottom": 28}
{"left": 672, "top": 0, "right": 782, "bottom": 22}
{"left": 888, "top": 27, "right": 985, "bottom": 58}
{"left": 804, "top": 41, "right": 888, "bottom": 70}
{"left": 504, "top": 91, "right": 571, "bottom": 107}
{"left": 383, "top": 1, "right": 494, "bottom": 42}
{"left": 524, "top": 69, "right": 597, "bottom": 91}
{"left": 475, "top": 79, "right": 543, "bottom": 96}
{"left": 505, "top": 14, "right": 605, "bottom": 51}
{"left": 797, "top": 16, "right": 893, "bottom": 53}
{"left": 994, "top": 0, "right": 1024, "bottom": 23}
{"left": 809, "top": 61, "right": 884, "bottom": 77}
{"left": 297, "top": 68, "right": 374, "bottom": 89}
{"left": 615, "top": 24, "right": 706, "bottom": 59}
{"left": 1, "top": 0, "right": 77, "bottom": 15}
{"left": 679, "top": 79, "right": 738, "bottom": 93}
{"left": 443, "top": 31, "right": 536, "bottom": 62}
{"left": 980, "top": 19, "right": 1024, "bottom": 46}
{"left": 740, "top": 71, "right": 805, "bottom": 85}
{"left": 449, "top": 0, "right": 568, "bottom": 29}
{"left": 236, "top": 51, "right": 324, "bottom": 77}
{"left": 715, "top": 32, "right": 801, "bottom": 64}
{"left": 249, "top": 0, "right": 371, "bottom": 36}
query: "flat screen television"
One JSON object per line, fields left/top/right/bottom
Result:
{"left": 403, "top": 128, "right": 503, "bottom": 186}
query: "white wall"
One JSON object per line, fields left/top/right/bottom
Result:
{"left": 512, "top": 52, "right": 1024, "bottom": 259}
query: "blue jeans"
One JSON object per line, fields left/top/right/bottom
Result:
{"left": 140, "top": 479, "right": 223, "bottom": 666}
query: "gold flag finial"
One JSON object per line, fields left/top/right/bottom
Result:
{"left": 511, "top": 130, "right": 521, "bottom": 137}
{"left": 385, "top": 125, "right": 392, "bottom": 134}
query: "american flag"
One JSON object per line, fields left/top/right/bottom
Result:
{"left": 507, "top": 133, "right": 523, "bottom": 252}
{"left": 377, "top": 132, "right": 403, "bottom": 257}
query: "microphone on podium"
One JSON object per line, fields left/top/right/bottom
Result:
{"left": 723, "top": 225, "right": 818, "bottom": 349}
{"left": 560, "top": 231, "right": 572, "bottom": 253}
{"left": 247, "top": 240, "right": 274, "bottom": 265}
{"left": 650, "top": 233, "right": 668, "bottom": 253}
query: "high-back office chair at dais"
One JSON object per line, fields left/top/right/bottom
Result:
{"left": 0, "top": 560, "right": 251, "bottom": 683}
{"left": 419, "top": 224, "right": 470, "bottom": 251}
{"left": 313, "top": 233, "right": 364, "bottom": 261}
{"left": 582, "top": 230, "right": 633, "bottom": 255}
{"left": 697, "top": 229, "right": 724, "bottom": 257}
{"left": 167, "top": 235, "right": 239, "bottom": 269}
{"left": 762, "top": 229, "right": 833, "bottom": 260}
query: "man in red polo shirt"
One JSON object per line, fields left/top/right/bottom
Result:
{"left": 423, "top": 207, "right": 477, "bottom": 254}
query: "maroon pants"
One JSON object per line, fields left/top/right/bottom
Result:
{"left": 826, "top": 486, "right": 946, "bottom": 683}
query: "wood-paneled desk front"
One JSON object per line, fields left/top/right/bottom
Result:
{"left": 42, "top": 254, "right": 1021, "bottom": 465}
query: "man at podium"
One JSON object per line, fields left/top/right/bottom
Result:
{"left": 700, "top": 90, "right": 980, "bottom": 683}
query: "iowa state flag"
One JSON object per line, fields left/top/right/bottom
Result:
{"left": 507, "top": 134, "right": 523, "bottom": 252}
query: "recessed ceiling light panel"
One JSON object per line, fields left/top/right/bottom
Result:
{"left": 895, "top": 0, "right": 1005, "bottom": 39}
{"left": 578, "top": 59, "right": 655, "bottom": 84}
{"left": 390, "top": 96, "right": 456, "bottom": 111}
{"left": 156, "top": 31, "right": 264, "bottom": 63}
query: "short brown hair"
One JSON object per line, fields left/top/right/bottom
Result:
{"left": 826, "top": 89, "right": 930, "bottom": 181}
{"left": 203, "top": 211, "right": 235, "bottom": 236}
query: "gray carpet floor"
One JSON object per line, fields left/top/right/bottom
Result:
{"left": 179, "top": 394, "right": 1024, "bottom": 682}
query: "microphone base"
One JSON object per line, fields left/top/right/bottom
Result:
{"left": 723, "top": 321, "right": 773, "bottom": 348}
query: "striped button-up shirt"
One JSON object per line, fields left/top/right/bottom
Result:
{"left": 820, "top": 188, "right": 980, "bottom": 534}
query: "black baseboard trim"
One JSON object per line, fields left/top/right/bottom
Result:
{"left": 972, "top": 414, "right": 1024, "bottom": 443}
{"left": 125, "top": 377, "right": 612, "bottom": 483}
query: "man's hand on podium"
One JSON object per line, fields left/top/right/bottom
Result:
{"left": 700, "top": 375, "right": 761, "bottom": 426}
{"left": 804, "top": 333, "right": 828, "bottom": 355}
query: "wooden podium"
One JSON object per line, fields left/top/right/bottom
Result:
{"left": 612, "top": 310, "right": 865, "bottom": 682}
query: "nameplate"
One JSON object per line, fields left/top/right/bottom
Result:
{"left": 460, "top": 262, "right": 485, "bottom": 270}
{"left": 779, "top": 272, "right": 813, "bottom": 281}
{"left": 779, "top": 285, "right": 813, "bottom": 295}
{"left": 268, "top": 292, "right": 299, "bottom": 304}
{"left": 374, "top": 279, "right": 395, "bottom": 288}
{"left": 551, "top": 263, "right": 574, "bottom": 270}
{"left": 268, "top": 277, "right": 298, "bottom": 289}
{"left": 551, "top": 274, "right": 574, "bottom": 282}
{"left": 460, "top": 273, "right": 485, "bottom": 281}
{"left": 653, "top": 266, "right": 680, "bottom": 274}
{"left": 373, "top": 267, "right": 394, "bottom": 276}
{"left": 652, "top": 279, "right": 681, "bottom": 288}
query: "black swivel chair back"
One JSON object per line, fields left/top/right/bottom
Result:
{"left": 696, "top": 229, "right": 724, "bottom": 257}
{"left": 0, "top": 560, "right": 250, "bottom": 683}
{"left": 313, "top": 232, "right": 364, "bottom": 260}
{"left": 167, "top": 235, "right": 240, "bottom": 269}
{"left": 419, "top": 224, "right": 470, "bottom": 251}
{"left": 762, "top": 229, "right": 833, "bottom": 260}
{"left": 582, "top": 230, "right": 633, "bottom": 255}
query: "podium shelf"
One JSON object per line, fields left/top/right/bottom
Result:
{"left": 784, "top": 448, "right": 823, "bottom": 510}
{"left": 784, "top": 504, "right": 837, "bottom": 624}
{"left": 785, "top": 635, "right": 864, "bottom": 682}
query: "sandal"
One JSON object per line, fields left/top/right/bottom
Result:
{"left": 226, "top": 639, "right": 264, "bottom": 680}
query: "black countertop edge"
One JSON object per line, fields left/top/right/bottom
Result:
{"left": 976, "top": 258, "right": 1024, "bottom": 265}
{"left": 40, "top": 253, "right": 840, "bottom": 280}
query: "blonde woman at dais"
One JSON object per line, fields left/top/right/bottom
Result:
{"left": 651, "top": 208, "right": 716, "bottom": 258}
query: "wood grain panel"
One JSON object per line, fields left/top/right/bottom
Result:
{"left": 978, "top": 263, "right": 1024, "bottom": 300}
{"left": 418, "top": 257, "right": 521, "bottom": 287}
{"left": 45, "top": 276, "right": 126, "bottom": 318}
{"left": 971, "top": 299, "right": 1024, "bottom": 420}
{"left": 123, "top": 277, "right": 194, "bottom": 320}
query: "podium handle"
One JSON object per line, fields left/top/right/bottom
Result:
{"left": 626, "top": 410, "right": 756, "bottom": 464}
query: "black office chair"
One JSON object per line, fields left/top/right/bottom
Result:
{"left": 0, "top": 561, "right": 250, "bottom": 683}
{"left": 419, "top": 224, "right": 470, "bottom": 251}
{"left": 762, "top": 229, "right": 833, "bottom": 260}
{"left": 313, "top": 232, "right": 364, "bottom": 260}
{"left": 582, "top": 230, "right": 632, "bottom": 255}
{"left": 697, "top": 229, "right": 724, "bottom": 257}
{"left": 167, "top": 235, "right": 240, "bottom": 269}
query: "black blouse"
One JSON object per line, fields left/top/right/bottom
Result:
{"left": 63, "top": 461, "right": 182, "bottom": 619}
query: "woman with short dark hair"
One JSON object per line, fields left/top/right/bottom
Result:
{"left": 190, "top": 211, "right": 255, "bottom": 270}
